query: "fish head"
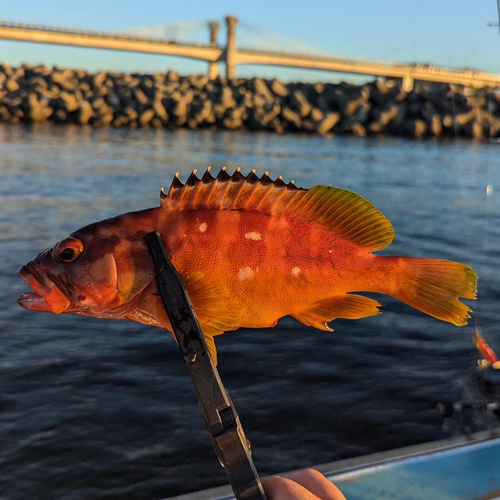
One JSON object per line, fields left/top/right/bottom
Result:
{"left": 18, "top": 214, "right": 156, "bottom": 319}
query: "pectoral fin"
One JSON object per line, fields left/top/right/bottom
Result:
{"left": 182, "top": 270, "right": 242, "bottom": 366}
{"left": 200, "top": 324, "right": 226, "bottom": 365}
{"left": 204, "top": 335, "right": 218, "bottom": 365}
{"left": 294, "top": 294, "right": 383, "bottom": 331}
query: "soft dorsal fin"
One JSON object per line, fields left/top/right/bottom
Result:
{"left": 161, "top": 168, "right": 396, "bottom": 251}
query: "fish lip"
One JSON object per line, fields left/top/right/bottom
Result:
{"left": 18, "top": 261, "right": 43, "bottom": 285}
{"left": 18, "top": 262, "right": 72, "bottom": 314}
{"left": 17, "top": 264, "right": 51, "bottom": 312}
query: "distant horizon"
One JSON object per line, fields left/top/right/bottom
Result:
{"left": 0, "top": 1, "right": 499, "bottom": 84}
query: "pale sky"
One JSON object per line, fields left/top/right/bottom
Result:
{"left": 0, "top": 0, "right": 499, "bottom": 83}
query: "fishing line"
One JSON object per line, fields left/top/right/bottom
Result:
{"left": 448, "top": 84, "right": 494, "bottom": 340}
{"left": 449, "top": 88, "right": 475, "bottom": 337}
{"left": 453, "top": 82, "right": 499, "bottom": 358}
{"left": 474, "top": 86, "right": 495, "bottom": 337}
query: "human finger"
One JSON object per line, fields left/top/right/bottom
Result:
{"left": 262, "top": 475, "right": 321, "bottom": 500}
{"left": 285, "top": 469, "right": 346, "bottom": 500}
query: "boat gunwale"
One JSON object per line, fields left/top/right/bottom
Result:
{"left": 165, "top": 427, "right": 500, "bottom": 500}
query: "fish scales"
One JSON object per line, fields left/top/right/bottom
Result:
{"left": 18, "top": 168, "right": 477, "bottom": 364}
{"left": 165, "top": 209, "right": 343, "bottom": 329}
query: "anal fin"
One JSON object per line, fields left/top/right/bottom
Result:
{"left": 293, "top": 294, "right": 383, "bottom": 331}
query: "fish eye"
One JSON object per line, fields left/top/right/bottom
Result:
{"left": 54, "top": 237, "right": 84, "bottom": 264}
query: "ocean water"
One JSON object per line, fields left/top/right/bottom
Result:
{"left": 0, "top": 124, "right": 499, "bottom": 499}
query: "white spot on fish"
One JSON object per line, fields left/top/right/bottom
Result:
{"left": 244, "top": 231, "right": 262, "bottom": 241}
{"left": 238, "top": 266, "right": 255, "bottom": 281}
{"left": 328, "top": 249, "right": 333, "bottom": 254}
{"left": 199, "top": 222, "right": 207, "bottom": 233}
{"left": 292, "top": 266, "right": 301, "bottom": 277}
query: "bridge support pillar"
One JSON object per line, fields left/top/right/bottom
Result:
{"left": 208, "top": 21, "right": 219, "bottom": 79}
{"left": 225, "top": 16, "right": 238, "bottom": 80}
{"left": 402, "top": 75, "right": 414, "bottom": 92}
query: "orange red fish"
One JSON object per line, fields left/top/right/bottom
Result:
{"left": 18, "top": 168, "right": 477, "bottom": 363}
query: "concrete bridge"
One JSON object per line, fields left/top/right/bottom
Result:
{"left": 0, "top": 17, "right": 499, "bottom": 90}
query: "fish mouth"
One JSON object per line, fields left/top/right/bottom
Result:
{"left": 18, "top": 262, "right": 71, "bottom": 314}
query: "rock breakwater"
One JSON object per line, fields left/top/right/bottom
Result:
{"left": 0, "top": 62, "right": 499, "bottom": 140}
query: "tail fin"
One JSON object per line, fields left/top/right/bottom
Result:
{"left": 392, "top": 258, "right": 477, "bottom": 326}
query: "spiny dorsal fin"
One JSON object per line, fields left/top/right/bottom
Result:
{"left": 161, "top": 168, "right": 395, "bottom": 251}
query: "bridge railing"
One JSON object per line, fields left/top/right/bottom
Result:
{"left": 0, "top": 19, "right": 214, "bottom": 47}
